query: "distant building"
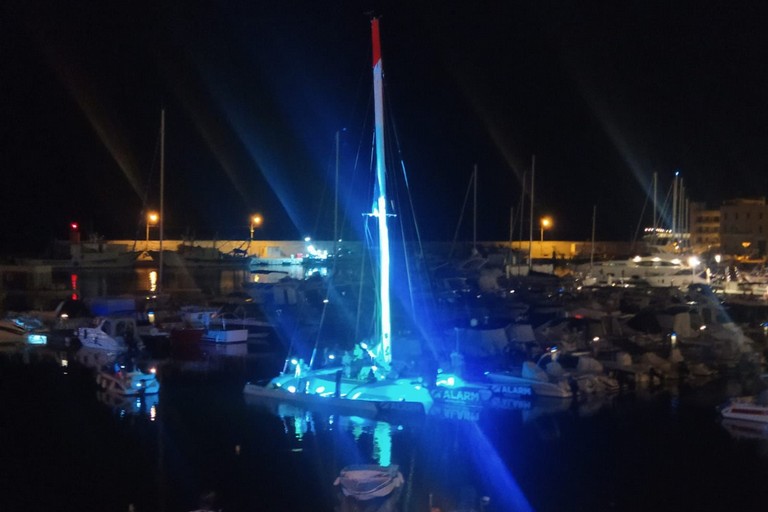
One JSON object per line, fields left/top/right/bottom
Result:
{"left": 718, "top": 198, "right": 768, "bottom": 257}
{"left": 689, "top": 202, "right": 720, "bottom": 253}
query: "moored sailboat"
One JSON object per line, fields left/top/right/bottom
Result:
{"left": 243, "top": 17, "right": 433, "bottom": 417}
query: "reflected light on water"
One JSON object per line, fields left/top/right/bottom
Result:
{"left": 346, "top": 417, "right": 394, "bottom": 467}
{"left": 466, "top": 421, "right": 534, "bottom": 512}
{"left": 276, "top": 407, "right": 398, "bottom": 467}
{"left": 149, "top": 270, "right": 158, "bottom": 292}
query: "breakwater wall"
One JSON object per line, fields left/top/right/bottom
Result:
{"left": 39, "top": 238, "right": 640, "bottom": 262}
{"left": 102, "top": 239, "right": 637, "bottom": 260}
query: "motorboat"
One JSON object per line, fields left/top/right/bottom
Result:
{"left": 207, "top": 301, "right": 274, "bottom": 340}
{"left": 10, "top": 298, "right": 93, "bottom": 344}
{"left": 719, "top": 395, "right": 768, "bottom": 424}
{"left": 585, "top": 254, "right": 703, "bottom": 287}
{"left": 543, "top": 351, "right": 621, "bottom": 395}
{"left": 431, "top": 369, "right": 534, "bottom": 403}
{"left": 334, "top": 464, "right": 404, "bottom": 501}
{"left": 0, "top": 319, "right": 48, "bottom": 345}
{"left": 484, "top": 362, "right": 574, "bottom": 398}
{"left": 77, "top": 316, "right": 143, "bottom": 351}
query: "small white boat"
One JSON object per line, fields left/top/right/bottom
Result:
{"left": 77, "top": 316, "right": 143, "bottom": 351}
{"left": 334, "top": 464, "right": 404, "bottom": 500}
{"left": 200, "top": 327, "right": 249, "bottom": 344}
{"left": 207, "top": 301, "right": 274, "bottom": 339}
{"left": 719, "top": 395, "right": 768, "bottom": 424}
{"left": 96, "top": 367, "right": 160, "bottom": 396}
{"left": 0, "top": 319, "right": 48, "bottom": 345}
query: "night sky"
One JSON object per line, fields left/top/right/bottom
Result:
{"left": 2, "top": 1, "right": 768, "bottom": 253}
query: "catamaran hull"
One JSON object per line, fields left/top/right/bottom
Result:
{"left": 243, "top": 382, "right": 427, "bottom": 418}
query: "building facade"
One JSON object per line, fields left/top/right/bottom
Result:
{"left": 718, "top": 198, "right": 768, "bottom": 257}
{"left": 689, "top": 201, "right": 720, "bottom": 253}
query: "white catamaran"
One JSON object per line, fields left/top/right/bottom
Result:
{"left": 243, "top": 18, "right": 433, "bottom": 417}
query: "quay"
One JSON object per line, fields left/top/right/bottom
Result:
{"left": 0, "top": 238, "right": 667, "bottom": 292}
{"left": 10, "top": 238, "right": 639, "bottom": 269}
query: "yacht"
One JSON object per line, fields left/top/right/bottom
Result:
{"left": 585, "top": 254, "right": 703, "bottom": 287}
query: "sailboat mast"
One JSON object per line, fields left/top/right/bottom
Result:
{"left": 652, "top": 171, "right": 658, "bottom": 235}
{"left": 159, "top": 108, "right": 165, "bottom": 292}
{"left": 371, "top": 18, "right": 392, "bottom": 365}
{"left": 529, "top": 155, "right": 535, "bottom": 270}
{"left": 672, "top": 171, "right": 679, "bottom": 245}
{"left": 590, "top": 204, "right": 596, "bottom": 270}
{"left": 473, "top": 164, "right": 478, "bottom": 256}
{"left": 334, "top": 129, "right": 340, "bottom": 257}
{"left": 680, "top": 179, "right": 686, "bottom": 249}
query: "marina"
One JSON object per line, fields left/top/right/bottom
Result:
{"left": 3, "top": 7, "right": 768, "bottom": 512}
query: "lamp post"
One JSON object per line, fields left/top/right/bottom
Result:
{"left": 249, "top": 214, "right": 262, "bottom": 240}
{"left": 540, "top": 216, "right": 552, "bottom": 242}
{"left": 146, "top": 211, "right": 159, "bottom": 246}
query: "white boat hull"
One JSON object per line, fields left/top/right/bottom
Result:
{"left": 243, "top": 377, "right": 430, "bottom": 418}
{"left": 720, "top": 397, "right": 768, "bottom": 424}
{"left": 78, "top": 327, "right": 127, "bottom": 351}
{"left": 200, "top": 328, "right": 249, "bottom": 344}
{"left": 485, "top": 368, "right": 574, "bottom": 398}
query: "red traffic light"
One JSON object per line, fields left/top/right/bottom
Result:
{"left": 70, "top": 222, "right": 79, "bottom": 231}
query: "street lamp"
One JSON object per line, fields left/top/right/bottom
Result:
{"left": 540, "top": 217, "right": 552, "bottom": 242}
{"left": 146, "top": 211, "right": 159, "bottom": 243}
{"left": 249, "top": 214, "right": 262, "bottom": 240}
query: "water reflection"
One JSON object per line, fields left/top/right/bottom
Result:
{"left": 97, "top": 391, "right": 159, "bottom": 421}
{"left": 5, "top": 341, "right": 768, "bottom": 511}
{"left": 275, "top": 403, "right": 398, "bottom": 467}
{"left": 46, "top": 265, "right": 330, "bottom": 306}
{"left": 253, "top": 400, "right": 538, "bottom": 511}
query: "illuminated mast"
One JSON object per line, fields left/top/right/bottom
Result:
{"left": 371, "top": 17, "right": 392, "bottom": 365}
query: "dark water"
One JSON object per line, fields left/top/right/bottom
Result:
{"left": 2, "top": 268, "right": 768, "bottom": 511}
